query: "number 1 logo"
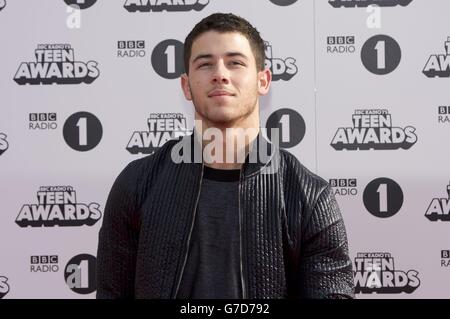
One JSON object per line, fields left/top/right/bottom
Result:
{"left": 363, "top": 177, "right": 404, "bottom": 218}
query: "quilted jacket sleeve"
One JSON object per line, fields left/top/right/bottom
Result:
{"left": 96, "top": 162, "right": 140, "bottom": 298}
{"left": 298, "top": 184, "right": 355, "bottom": 298}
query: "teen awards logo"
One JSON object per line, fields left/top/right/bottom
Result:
{"left": 354, "top": 252, "right": 420, "bottom": 294}
{"left": 327, "top": 36, "right": 355, "bottom": 54}
{"left": 127, "top": 113, "right": 188, "bottom": 154}
{"left": 124, "top": 0, "right": 209, "bottom": 12}
{"left": 30, "top": 255, "right": 59, "bottom": 273}
{"left": 330, "top": 178, "right": 358, "bottom": 196}
{"left": 265, "top": 42, "right": 298, "bottom": 81}
{"left": 117, "top": 40, "right": 146, "bottom": 58}
{"left": 0, "top": 132, "right": 8, "bottom": 156}
{"left": 423, "top": 37, "right": 450, "bottom": 78}
{"left": 64, "top": 254, "right": 96, "bottom": 294}
{"left": 16, "top": 186, "right": 102, "bottom": 227}
{"left": 0, "top": 276, "right": 9, "bottom": 298}
{"left": 438, "top": 106, "right": 450, "bottom": 124}
{"left": 425, "top": 181, "right": 450, "bottom": 222}
{"left": 29, "top": 113, "right": 57, "bottom": 130}
{"left": 329, "top": 0, "right": 413, "bottom": 8}
{"left": 331, "top": 109, "right": 417, "bottom": 151}
{"left": 14, "top": 44, "right": 99, "bottom": 85}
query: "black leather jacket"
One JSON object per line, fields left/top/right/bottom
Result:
{"left": 96, "top": 134, "right": 355, "bottom": 298}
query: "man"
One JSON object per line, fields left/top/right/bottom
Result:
{"left": 96, "top": 13, "right": 354, "bottom": 299}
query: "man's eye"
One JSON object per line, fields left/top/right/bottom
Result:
{"left": 198, "top": 63, "right": 211, "bottom": 68}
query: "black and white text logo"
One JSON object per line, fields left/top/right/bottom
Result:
{"left": 16, "top": 186, "right": 102, "bottom": 227}
{"left": 127, "top": 113, "right": 188, "bottom": 154}
{"left": 14, "top": 44, "right": 99, "bottom": 85}
{"left": 151, "top": 39, "right": 184, "bottom": 79}
{"left": 329, "top": 0, "right": 413, "bottom": 8}
{"left": 124, "top": 0, "right": 209, "bottom": 12}
{"left": 331, "top": 109, "right": 417, "bottom": 150}
{"left": 265, "top": 42, "right": 298, "bottom": 81}
{"left": 0, "top": 132, "right": 8, "bottom": 156}
{"left": 0, "top": 276, "right": 9, "bottom": 298}
{"left": 269, "top": 0, "right": 298, "bottom": 7}
{"left": 63, "top": 112, "right": 103, "bottom": 151}
{"left": 266, "top": 108, "right": 305, "bottom": 148}
{"left": 425, "top": 181, "right": 450, "bottom": 222}
{"left": 0, "top": 0, "right": 6, "bottom": 12}
{"left": 354, "top": 252, "right": 420, "bottom": 294}
{"left": 330, "top": 178, "right": 358, "bottom": 197}
{"left": 442, "top": 250, "right": 450, "bottom": 267}
{"left": 29, "top": 113, "right": 57, "bottom": 130}
{"left": 438, "top": 106, "right": 450, "bottom": 124}
{"left": 118, "top": 40, "right": 146, "bottom": 58}
{"left": 361, "top": 35, "right": 401, "bottom": 75}
{"left": 423, "top": 37, "right": 450, "bottom": 78}
{"left": 64, "top": 254, "right": 96, "bottom": 294}
{"left": 363, "top": 177, "right": 403, "bottom": 218}
{"left": 327, "top": 36, "right": 355, "bottom": 54}
{"left": 30, "top": 255, "right": 59, "bottom": 273}
{"left": 64, "top": 0, "right": 97, "bottom": 9}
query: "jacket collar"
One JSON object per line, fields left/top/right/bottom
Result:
{"left": 172, "top": 129, "right": 278, "bottom": 178}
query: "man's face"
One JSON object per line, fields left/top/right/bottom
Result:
{"left": 181, "top": 31, "right": 271, "bottom": 128}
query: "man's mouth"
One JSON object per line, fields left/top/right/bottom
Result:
{"left": 208, "top": 90, "right": 235, "bottom": 97}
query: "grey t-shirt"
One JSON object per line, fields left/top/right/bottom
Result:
{"left": 176, "top": 166, "right": 242, "bottom": 299}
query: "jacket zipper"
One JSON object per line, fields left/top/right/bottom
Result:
{"left": 238, "top": 167, "right": 247, "bottom": 299}
{"left": 172, "top": 164, "right": 204, "bottom": 298}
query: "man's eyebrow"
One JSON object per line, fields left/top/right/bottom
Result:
{"left": 192, "top": 52, "right": 249, "bottom": 63}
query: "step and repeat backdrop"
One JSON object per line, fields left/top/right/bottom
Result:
{"left": 0, "top": 0, "right": 449, "bottom": 299}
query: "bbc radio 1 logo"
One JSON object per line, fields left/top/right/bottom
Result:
{"left": 327, "top": 36, "right": 356, "bottom": 54}
{"left": 127, "top": 113, "right": 188, "bottom": 154}
{"left": 438, "top": 106, "right": 450, "bottom": 124}
{"left": 331, "top": 109, "right": 417, "bottom": 151}
{"left": 361, "top": 35, "right": 401, "bottom": 75}
{"left": 16, "top": 186, "right": 102, "bottom": 227}
{"left": 64, "top": 0, "right": 97, "bottom": 9}
{"left": 0, "top": 0, "right": 6, "bottom": 12}
{"left": 63, "top": 112, "right": 103, "bottom": 151}
{"left": 329, "top": 0, "right": 413, "bottom": 8}
{"left": 64, "top": 254, "right": 96, "bottom": 294}
{"left": 118, "top": 40, "right": 146, "bottom": 58}
{"left": 124, "top": 0, "right": 209, "bottom": 12}
{"left": 152, "top": 39, "right": 184, "bottom": 79}
{"left": 29, "top": 113, "right": 57, "bottom": 130}
{"left": 269, "top": 0, "right": 298, "bottom": 6}
{"left": 363, "top": 177, "right": 403, "bottom": 218}
{"left": 442, "top": 250, "right": 450, "bottom": 267}
{"left": 425, "top": 181, "right": 450, "bottom": 222}
{"left": 0, "top": 132, "right": 8, "bottom": 156}
{"left": 31, "top": 255, "right": 59, "bottom": 273}
{"left": 354, "top": 252, "right": 420, "bottom": 294}
{"left": 264, "top": 42, "right": 298, "bottom": 81}
{"left": 330, "top": 178, "right": 358, "bottom": 196}
{"left": 265, "top": 108, "right": 306, "bottom": 149}
{"left": 14, "top": 44, "right": 99, "bottom": 85}
{"left": 423, "top": 37, "right": 450, "bottom": 78}
{"left": 0, "top": 276, "right": 9, "bottom": 299}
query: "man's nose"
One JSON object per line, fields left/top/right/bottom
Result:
{"left": 212, "top": 62, "right": 230, "bottom": 84}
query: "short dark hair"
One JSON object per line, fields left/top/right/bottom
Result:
{"left": 183, "top": 13, "right": 266, "bottom": 74}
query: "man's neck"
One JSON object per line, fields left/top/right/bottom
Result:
{"left": 194, "top": 118, "right": 260, "bottom": 170}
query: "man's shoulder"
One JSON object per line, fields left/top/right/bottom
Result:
{"left": 117, "top": 137, "right": 180, "bottom": 180}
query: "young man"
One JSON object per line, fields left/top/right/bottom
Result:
{"left": 96, "top": 13, "right": 354, "bottom": 299}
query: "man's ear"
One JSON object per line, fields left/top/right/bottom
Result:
{"left": 257, "top": 68, "right": 272, "bottom": 96}
{"left": 181, "top": 73, "right": 192, "bottom": 101}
